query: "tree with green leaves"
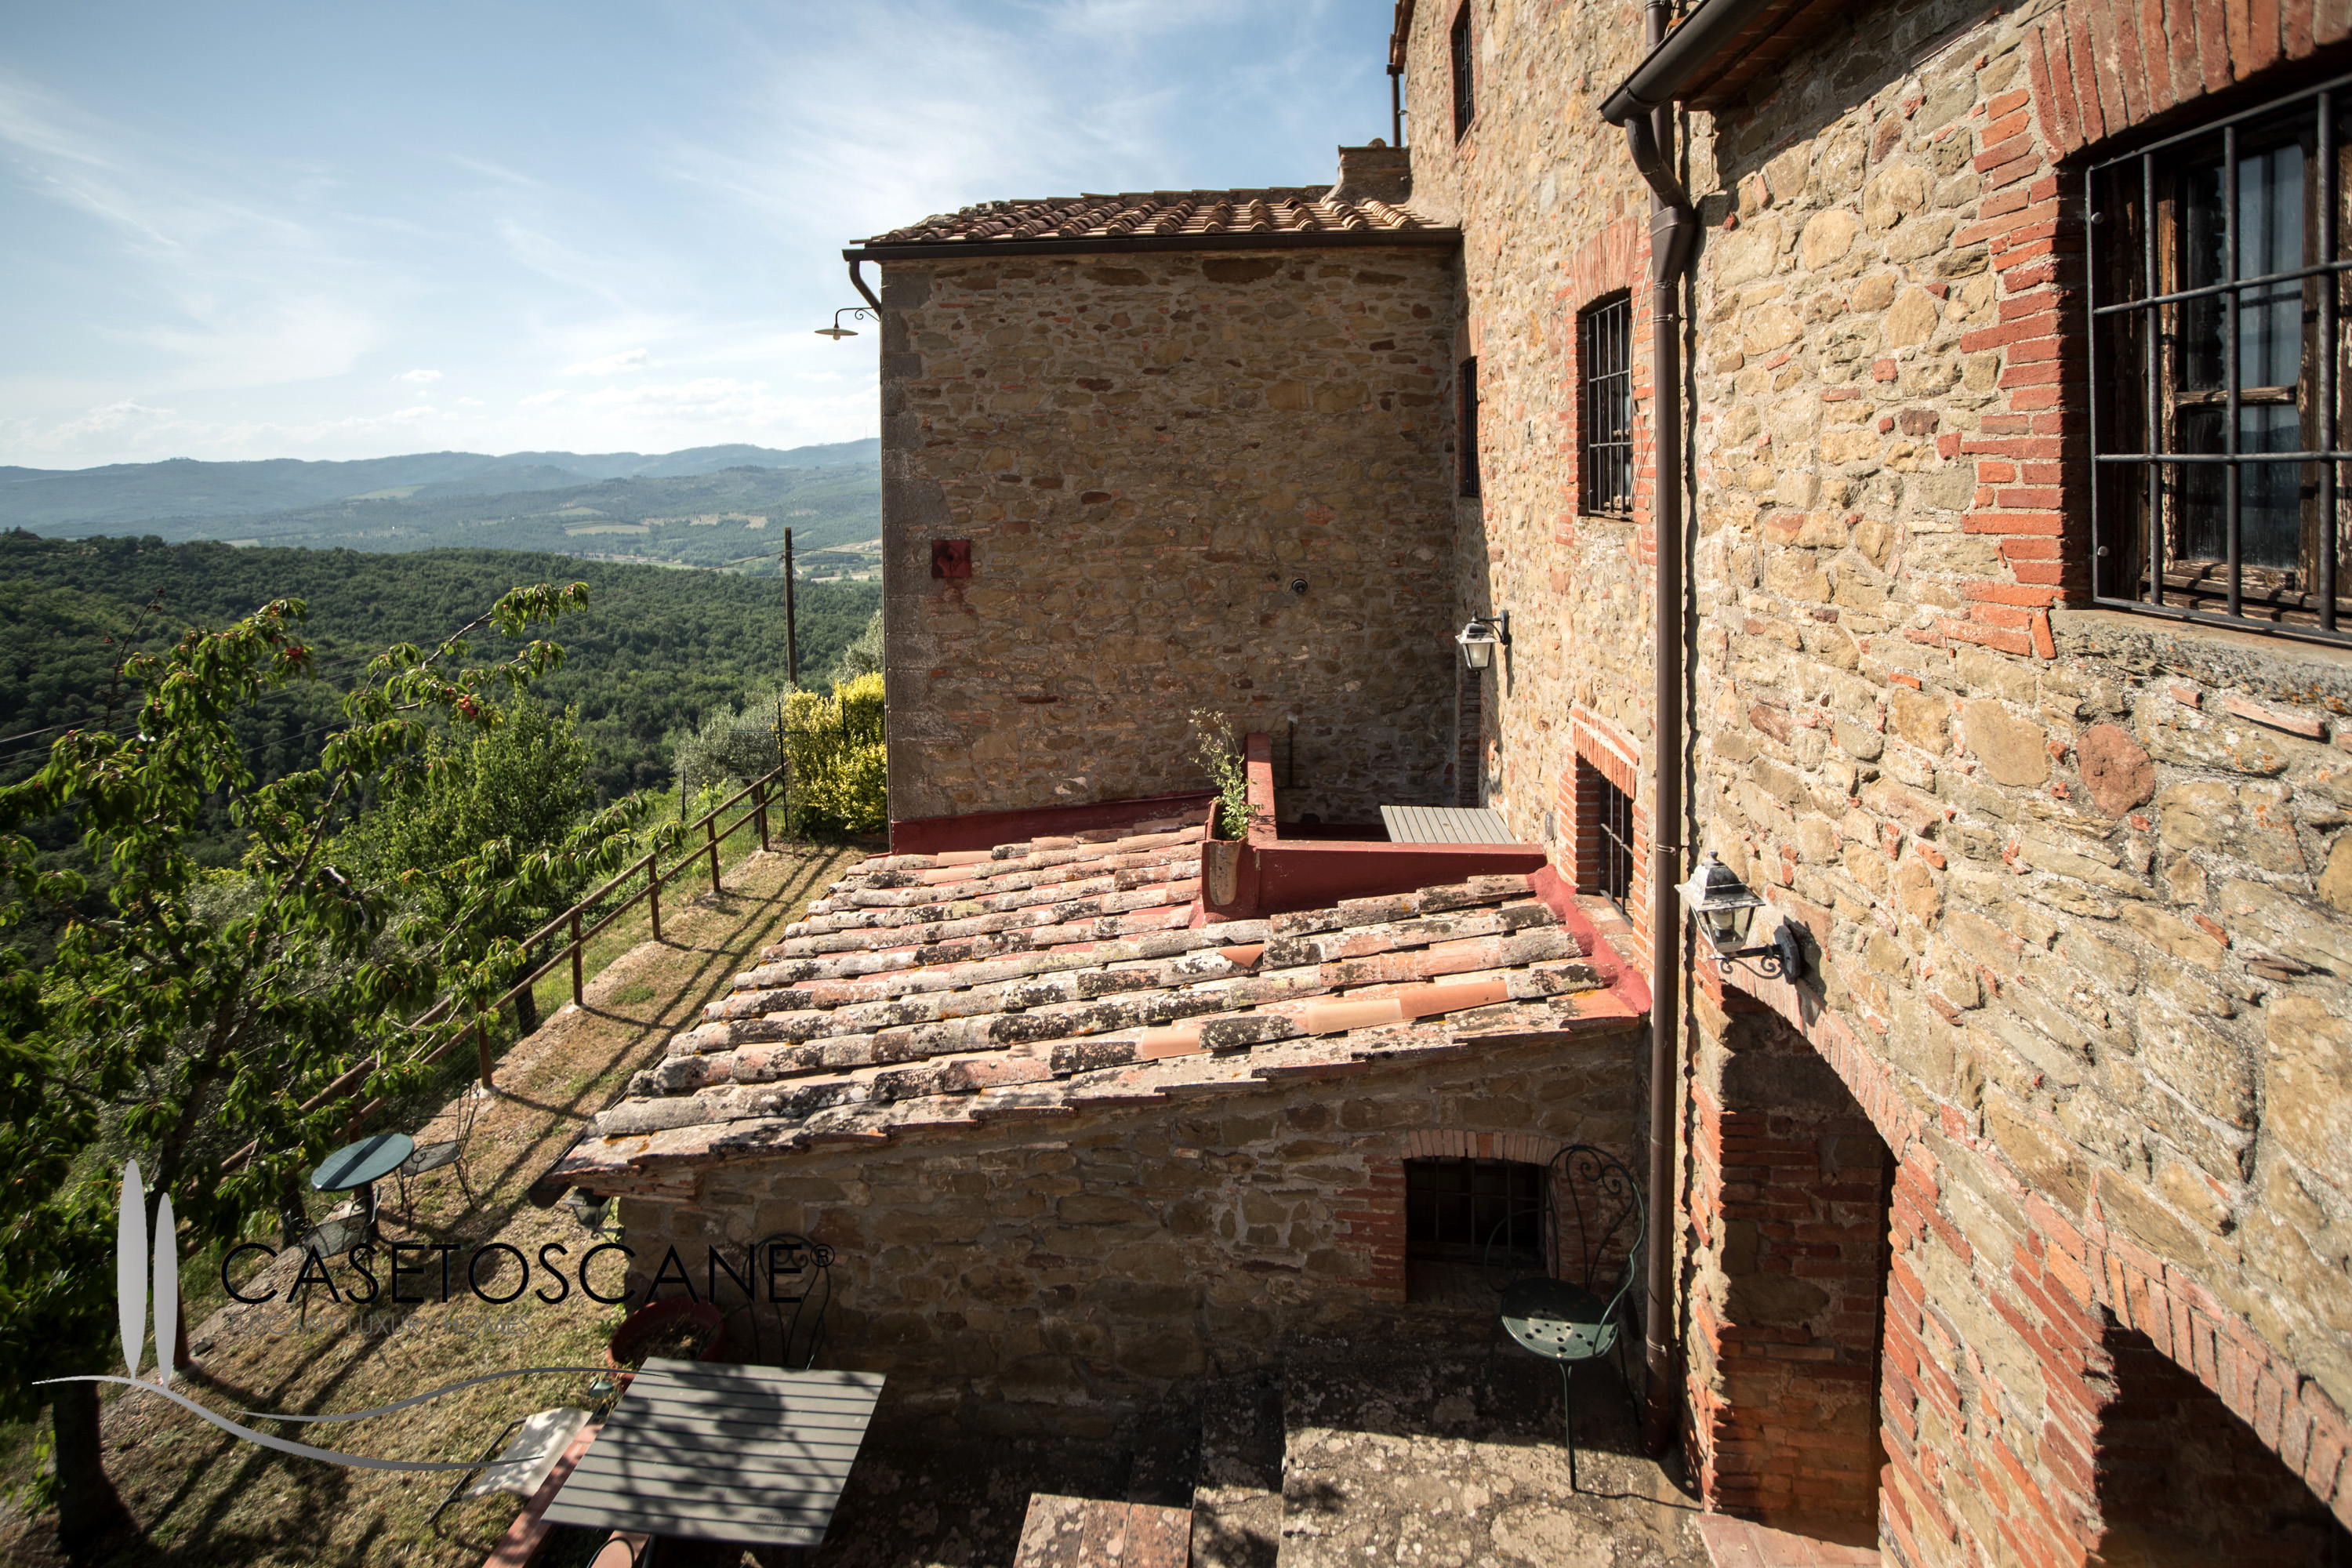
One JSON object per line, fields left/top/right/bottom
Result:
{"left": 0, "top": 583, "right": 655, "bottom": 1559}
{"left": 339, "top": 696, "right": 599, "bottom": 1036}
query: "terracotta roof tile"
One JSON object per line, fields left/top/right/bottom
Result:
{"left": 554, "top": 815, "right": 1646, "bottom": 1192}
{"left": 854, "top": 189, "right": 1449, "bottom": 252}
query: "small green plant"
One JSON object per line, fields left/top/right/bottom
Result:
{"left": 1189, "top": 710, "right": 1253, "bottom": 840}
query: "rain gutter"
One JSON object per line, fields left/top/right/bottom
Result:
{"left": 1598, "top": 0, "right": 1776, "bottom": 1457}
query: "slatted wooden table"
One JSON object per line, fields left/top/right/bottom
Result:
{"left": 1378, "top": 804, "right": 1518, "bottom": 844}
{"left": 543, "top": 1359, "right": 884, "bottom": 1550}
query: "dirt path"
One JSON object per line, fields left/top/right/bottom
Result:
{"left": 2, "top": 841, "right": 859, "bottom": 1568}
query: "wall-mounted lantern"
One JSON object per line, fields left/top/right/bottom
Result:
{"left": 815, "top": 307, "right": 876, "bottom": 340}
{"left": 1456, "top": 612, "right": 1511, "bottom": 670}
{"left": 1678, "top": 851, "right": 1808, "bottom": 983}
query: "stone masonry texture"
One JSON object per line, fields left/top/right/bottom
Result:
{"left": 1388, "top": 0, "right": 2352, "bottom": 1561}
{"left": 617, "top": 1029, "right": 1639, "bottom": 1436}
{"left": 876, "top": 247, "right": 1463, "bottom": 826}
{"left": 586, "top": 3, "right": 2352, "bottom": 1563}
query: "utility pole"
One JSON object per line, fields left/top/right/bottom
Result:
{"left": 782, "top": 528, "right": 799, "bottom": 688}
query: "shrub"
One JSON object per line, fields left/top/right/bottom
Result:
{"left": 780, "top": 673, "right": 887, "bottom": 833}
{"left": 1189, "top": 709, "right": 1253, "bottom": 840}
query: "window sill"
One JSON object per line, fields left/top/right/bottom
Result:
{"left": 2053, "top": 605, "right": 2352, "bottom": 690}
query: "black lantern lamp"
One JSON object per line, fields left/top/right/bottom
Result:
{"left": 1679, "top": 851, "right": 1808, "bottom": 982}
{"left": 815, "top": 307, "right": 876, "bottom": 340}
{"left": 1456, "top": 612, "right": 1511, "bottom": 670}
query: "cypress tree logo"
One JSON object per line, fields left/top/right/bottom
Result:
{"left": 35, "top": 1163, "right": 601, "bottom": 1472}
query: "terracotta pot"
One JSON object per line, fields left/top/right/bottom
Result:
{"left": 606, "top": 1296, "right": 726, "bottom": 1381}
{"left": 1203, "top": 837, "right": 1241, "bottom": 907}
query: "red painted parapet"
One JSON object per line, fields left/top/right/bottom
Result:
{"left": 889, "top": 789, "right": 1215, "bottom": 855}
{"left": 1204, "top": 732, "right": 1550, "bottom": 918}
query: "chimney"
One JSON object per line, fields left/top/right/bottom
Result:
{"left": 1330, "top": 140, "right": 1410, "bottom": 205}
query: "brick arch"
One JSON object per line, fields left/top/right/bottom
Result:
{"left": 1709, "top": 975, "right": 2352, "bottom": 1535}
{"left": 1399, "top": 1128, "right": 1574, "bottom": 1164}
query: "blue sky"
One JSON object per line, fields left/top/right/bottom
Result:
{"left": 0, "top": 0, "right": 1396, "bottom": 468}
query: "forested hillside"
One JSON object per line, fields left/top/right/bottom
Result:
{"left": 17, "top": 463, "right": 880, "bottom": 572}
{"left": 0, "top": 534, "right": 877, "bottom": 801}
{"left": 0, "top": 437, "right": 878, "bottom": 530}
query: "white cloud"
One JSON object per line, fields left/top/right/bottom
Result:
{"left": 561, "top": 348, "right": 650, "bottom": 376}
{"left": 0, "top": 73, "right": 397, "bottom": 390}
{"left": 520, "top": 389, "right": 568, "bottom": 406}
{"left": 395, "top": 368, "right": 441, "bottom": 383}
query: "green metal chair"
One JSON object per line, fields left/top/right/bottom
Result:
{"left": 1480, "top": 1143, "right": 1645, "bottom": 1491}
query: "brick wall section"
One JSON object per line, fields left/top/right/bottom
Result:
{"left": 2095, "top": 1327, "right": 2348, "bottom": 1563}
{"left": 618, "top": 1029, "right": 1640, "bottom": 1434}
{"left": 875, "top": 247, "right": 1461, "bottom": 825}
{"left": 1686, "top": 995, "right": 1893, "bottom": 1529}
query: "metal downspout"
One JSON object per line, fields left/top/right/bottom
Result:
{"left": 848, "top": 256, "right": 883, "bottom": 313}
{"left": 1628, "top": 1, "right": 1700, "bottom": 1457}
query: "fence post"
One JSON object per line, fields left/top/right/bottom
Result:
{"left": 755, "top": 777, "right": 769, "bottom": 851}
{"left": 649, "top": 860, "right": 662, "bottom": 943}
{"left": 706, "top": 815, "right": 722, "bottom": 896}
{"left": 570, "top": 909, "right": 584, "bottom": 1005}
{"left": 475, "top": 1003, "right": 495, "bottom": 1090}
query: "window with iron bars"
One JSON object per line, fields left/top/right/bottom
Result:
{"left": 1450, "top": 5, "right": 1475, "bottom": 140}
{"left": 1576, "top": 758, "right": 1635, "bottom": 913}
{"left": 2089, "top": 75, "right": 2352, "bottom": 640}
{"left": 1460, "top": 357, "right": 1482, "bottom": 498}
{"left": 1406, "top": 1157, "right": 1541, "bottom": 1264}
{"left": 1580, "top": 293, "right": 1635, "bottom": 514}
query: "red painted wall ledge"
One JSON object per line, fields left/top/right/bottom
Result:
{"left": 890, "top": 789, "right": 1216, "bottom": 856}
{"left": 1204, "top": 732, "right": 1550, "bottom": 918}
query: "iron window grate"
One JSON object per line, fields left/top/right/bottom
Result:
{"left": 1581, "top": 294, "right": 1635, "bottom": 514}
{"left": 2088, "top": 73, "right": 2352, "bottom": 642}
{"left": 1593, "top": 766, "right": 1634, "bottom": 914}
{"left": 1450, "top": 6, "right": 1474, "bottom": 140}
{"left": 1461, "top": 358, "right": 1481, "bottom": 498}
{"left": 1406, "top": 1157, "right": 1541, "bottom": 1264}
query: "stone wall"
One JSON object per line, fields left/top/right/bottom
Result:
{"left": 618, "top": 1027, "right": 1640, "bottom": 1433}
{"left": 1399, "top": 0, "right": 1667, "bottom": 927}
{"left": 1397, "top": 0, "right": 2352, "bottom": 1556}
{"left": 876, "top": 245, "right": 1461, "bottom": 826}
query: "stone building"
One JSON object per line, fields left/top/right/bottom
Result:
{"left": 551, "top": 1, "right": 2352, "bottom": 1562}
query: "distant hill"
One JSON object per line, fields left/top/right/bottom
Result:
{"left": 0, "top": 437, "right": 879, "bottom": 531}
{"left": 18, "top": 463, "right": 886, "bottom": 575}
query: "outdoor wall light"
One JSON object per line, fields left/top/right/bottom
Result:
{"left": 815, "top": 307, "right": 876, "bottom": 340}
{"left": 1456, "top": 612, "right": 1510, "bottom": 670}
{"left": 1678, "top": 851, "right": 1808, "bottom": 983}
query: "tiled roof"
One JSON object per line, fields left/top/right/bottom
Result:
{"left": 854, "top": 189, "right": 1446, "bottom": 252}
{"left": 554, "top": 815, "right": 1646, "bottom": 1196}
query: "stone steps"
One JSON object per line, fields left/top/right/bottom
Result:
{"left": 1192, "top": 1372, "right": 1285, "bottom": 1568}
{"left": 1275, "top": 1338, "right": 1710, "bottom": 1567}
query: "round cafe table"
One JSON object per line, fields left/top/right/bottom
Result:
{"left": 310, "top": 1132, "right": 414, "bottom": 1242}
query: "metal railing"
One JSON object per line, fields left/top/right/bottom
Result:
{"left": 222, "top": 764, "right": 789, "bottom": 1172}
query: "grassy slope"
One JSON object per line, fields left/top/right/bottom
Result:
{"left": 0, "top": 842, "right": 862, "bottom": 1568}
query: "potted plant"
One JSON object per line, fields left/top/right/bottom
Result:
{"left": 1190, "top": 710, "right": 1254, "bottom": 907}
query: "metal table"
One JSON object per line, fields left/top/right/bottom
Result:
{"left": 309, "top": 1132, "right": 413, "bottom": 1240}
{"left": 1379, "top": 804, "right": 1517, "bottom": 844}
{"left": 544, "top": 1359, "right": 884, "bottom": 1550}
